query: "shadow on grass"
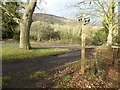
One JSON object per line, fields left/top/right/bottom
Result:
{"left": 31, "top": 47, "right": 51, "bottom": 50}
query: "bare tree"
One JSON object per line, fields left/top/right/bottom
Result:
{"left": 94, "top": 0, "right": 116, "bottom": 46}
{"left": 71, "top": 0, "right": 117, "bottom": 46}
{"left": 1, "top": 0, "right": 37, "bottom": 49}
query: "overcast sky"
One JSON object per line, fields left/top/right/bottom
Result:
{"left": 35, "top": 0, "right": 80, "bottom": 19}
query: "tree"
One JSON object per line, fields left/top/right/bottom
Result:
{"left": 2, "top": 1, "right": 20, "bottom": 39}
{"left": 72, "top": 0, "right": 117, "bottom": 46}
{"left": 1, "top": 0, "right": 37, "bottom": 49}
{"left": 69, "top": 0, "right": 117, "bottom": 74}
{"left": 96, "top": 0, "right": 116, "bottom": 46}
{"left": 94, "top": 0, "right": 117, "bottom": 46}
{"left": 19, "top": 0, "right": 37, "bottom": 49}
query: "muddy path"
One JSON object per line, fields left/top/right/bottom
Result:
{"left": 2, "top": 48, "right": 93, "bottom": 88}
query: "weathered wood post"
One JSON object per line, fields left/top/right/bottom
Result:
{"left": 78, "top": 14, "right": 90, "bottom": 74}
{"left": 81, "top": 13, "right": 86, "bottom": 74}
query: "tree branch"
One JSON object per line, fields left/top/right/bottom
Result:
{"left": 0, "top": 5, "right": 20, "bottom": 24}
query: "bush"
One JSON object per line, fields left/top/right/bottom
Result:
{"left": 30, "top": 21, "right": 61, "bottom": 41}
{"left": 39, "top": 25, "right": 60, "bottom": 41}
{"left": 92, "top": 28, "right": 108, "bottom": 46}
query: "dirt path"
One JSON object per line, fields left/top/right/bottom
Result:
{"left": 2, "top": 48, "right": 93, "bottom": 88}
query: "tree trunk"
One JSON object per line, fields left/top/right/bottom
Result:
{"left": 37, "top": 13, "right": 43, "bottom": 42}
{"left": 37, "top": 31, "right": 41, "bottom": 41}
{"left": 107, "top": 23, "right": 113, "bottom": 46}
{"left": 19, "top": 0, "right": 37, "bottom": 49}
{"left": 106, "top": 0, "right": 115, "bottom": 46}
{"left": 19, "top": 22, "right": 30, "bottom": 49}
{"left": 81, "top": 14, "right": 86, "bottom": 74}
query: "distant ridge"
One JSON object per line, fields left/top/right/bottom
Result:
{"left": 32, "top": 13, "right": 76, "bottom": 25}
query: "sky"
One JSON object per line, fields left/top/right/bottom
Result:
{"left": 34, "top": 0, "right": 119, "bottom": 24}
{"left": 35, "top": 0, "right": 80, "bottom": 19}
{"left": 19, "top": 0, "right": 120, "bottom": 24}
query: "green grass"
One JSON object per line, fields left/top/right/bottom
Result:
{"left": 2, "top": 39, "right": 19, "bottom": 44}
{"left": 2, "top": 75, "right": 11, "bottom": 85}
{"left": 63, "top": 74, "right": 71, "bottom": 81}
{"left": 2, "top": 46, "right": 69, "bottom": 61}
{"left": 28, "top": 70, "right": 48, "bottom": 80}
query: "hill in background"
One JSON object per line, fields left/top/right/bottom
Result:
{"left": 32, "top": 13, "right": 78, "bottom": 25}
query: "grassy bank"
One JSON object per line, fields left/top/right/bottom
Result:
{"left": 2, "top": 46, "right": 69, "bottom": 61}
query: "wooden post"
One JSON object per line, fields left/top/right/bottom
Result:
{"left": 81, "top": 13, "right": 86, "bottom": 74}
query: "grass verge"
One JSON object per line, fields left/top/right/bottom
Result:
{"left": 2, "top": 46, "right": 69, "bottom": 61}
{"left": 28, "top": 70, "right": 48, "bottom": 80}
{"left": 1, "top": 39, "right": 19, "bottom": 44}
{"left": 2, "top": 75, "right": 11, "bottom": 86}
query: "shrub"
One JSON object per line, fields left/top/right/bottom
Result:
{"left": 92, "top": 28, "right": 108, "bottom": 46}
{"left": 90, "top": 46, "right": 114, "bottom": 79}
{"left": 30, "top": 21, "right": 61, "bottom": 41}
